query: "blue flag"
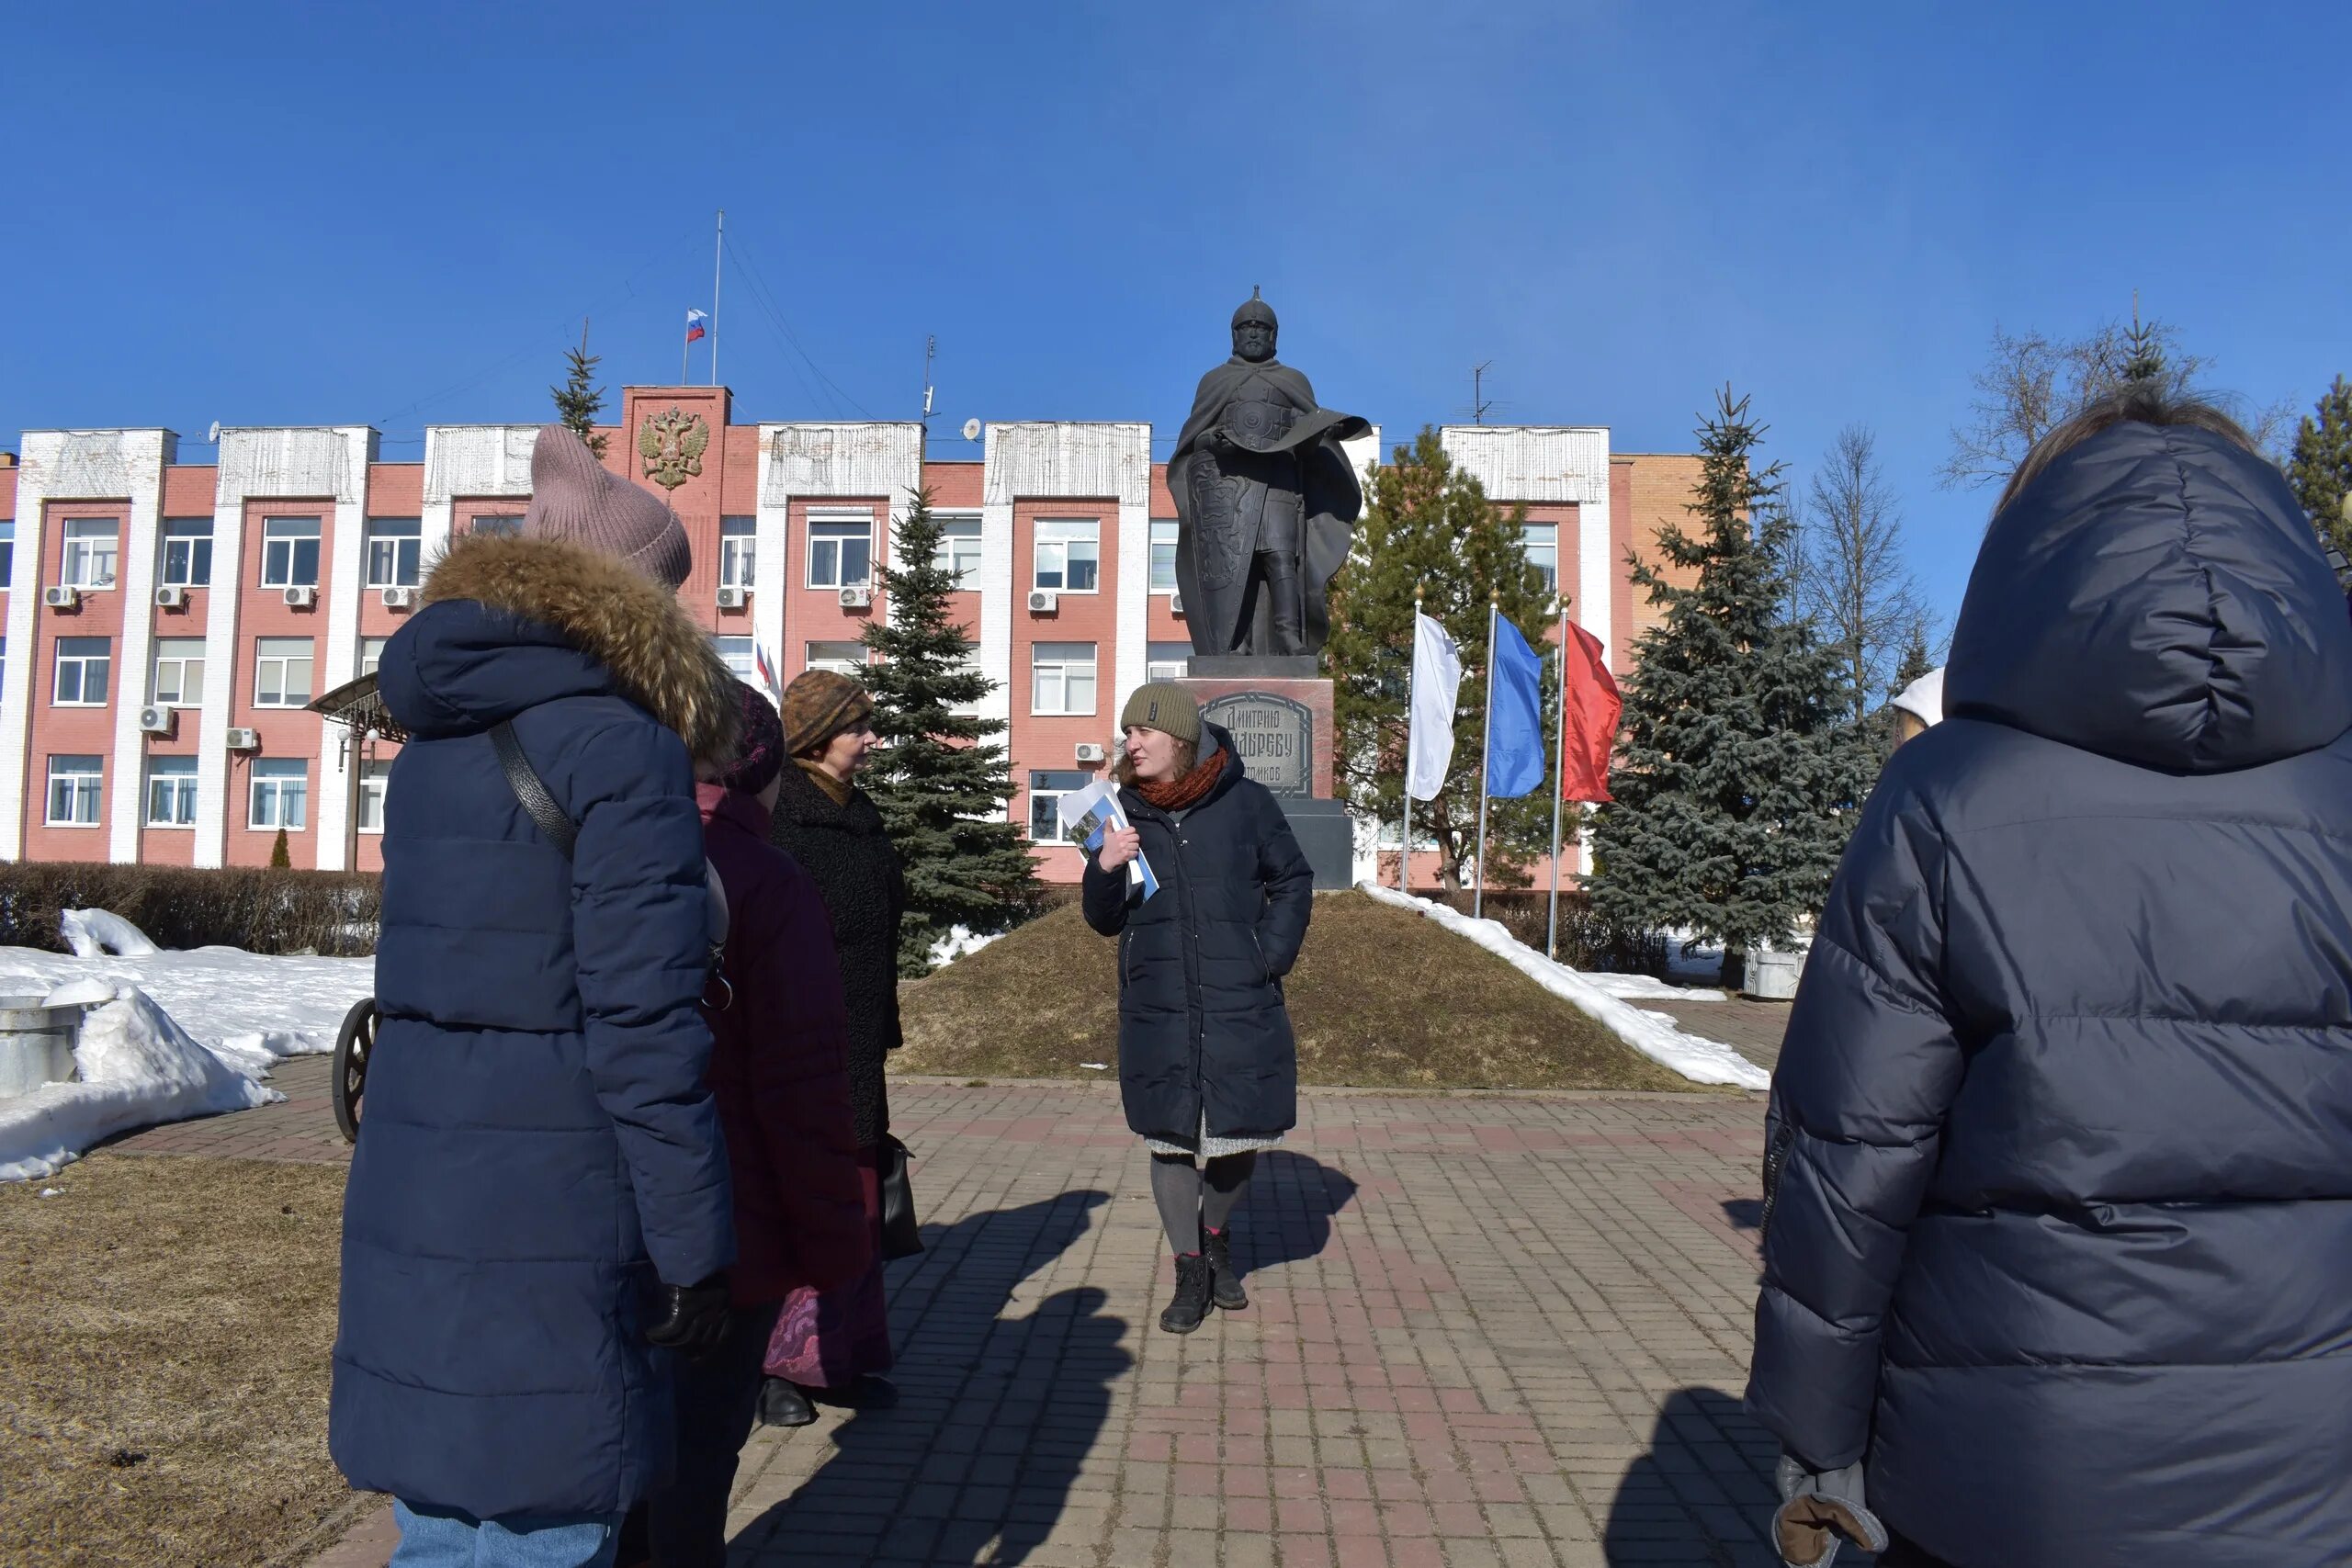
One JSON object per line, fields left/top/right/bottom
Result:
{"left": 1484, "top": 615, "right": 1547, "bottom": 798}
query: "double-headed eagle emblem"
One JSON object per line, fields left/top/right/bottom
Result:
{"left": 638, "top": 408, "right": 709, "bottom": 491}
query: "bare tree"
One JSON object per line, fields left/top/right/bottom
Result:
{"left": 1941, "top": 314, "right": 2293, "bottom": 490}
{"left": 1793, "top": 424, "right": 1932, "bottom": 724}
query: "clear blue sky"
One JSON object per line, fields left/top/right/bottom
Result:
{"left": 6, "top": 2, "right": 2346, "bottom": 629}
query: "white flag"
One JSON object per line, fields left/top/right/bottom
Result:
{"left": 1407, "top": 611, "right": 1463, "bottom": 802}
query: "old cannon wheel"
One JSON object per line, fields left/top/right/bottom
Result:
{"left": 332, "top": 998, "right": 376, "bottom": 1145}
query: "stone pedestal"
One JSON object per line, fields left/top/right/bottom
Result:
{"left": 1179, "top": 670, "right": 1353, "bottom": 889}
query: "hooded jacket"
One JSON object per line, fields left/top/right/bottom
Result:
{"left": 1080, "top": 727, "right": 1315, "bottom": 1144}
{"left": 331, "top": 533, "right": 739, "bottom": 1520}
{"left": 1747, "top": 423, "right": 2352, "bottom": 1565}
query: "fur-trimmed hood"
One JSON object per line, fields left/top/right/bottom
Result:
{"left": 382, "top": 531, "right": 738, "bottom": 764}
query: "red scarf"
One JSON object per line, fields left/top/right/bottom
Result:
{"left": 1136, "top": 746, "right": 1229, "bottom": 813}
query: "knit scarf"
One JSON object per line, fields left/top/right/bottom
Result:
{"left": 796, "top": 756, "right": 854, "bottom": 806}
{"left": 1136, "top": 746, "right": 1229, "bottom": 813}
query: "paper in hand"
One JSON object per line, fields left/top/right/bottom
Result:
{"left": 1057, "top": 779, "right": 1160, "bottom": 901}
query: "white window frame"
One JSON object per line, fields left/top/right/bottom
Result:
{"left": 1521, "top": 521, "right": 1560, "bottom": 597}
{"left": 356, "top": 760, "right": 390, "bottom": 835}
{"left": 719, "top": 517, "right": 757, "bottom": 591}
{"left": 160, "top": 517, "right": 213, "bottom": 588}
{"left": 933, "top": 513, "right": 983, "bottom": 586}
{"left": 52, "top": 637, "right": 111, "bottom": 706}
{"left": 260, "top": 516, "right": 322, "bottom": 588}
{"left": 365, "top": 517, "right": 422, "bottom": 589}
{"left": 714, "top": 636, "right": 757, "bottom": 682}
{"left": 144, "top": 757, "right": 198, "bottom": 829}
{"left": 359, "top": 637, "right": 389, "bottom": 679}
{"left": 46, "top": 755, "right": 104, "bottom": 828}
{"left": 1030, "top": 641, "right": 1098, "bottom": 716}
{"left": 0, "top": 520, "right": 14, "bottom": 584}
{"left": 469, "top": 514, "right": 524, "bottom": 538}
{"left": 806, "top": 511, "right": 875, "bottom": 590}
{"left": 248, "top": 759, "right": 308, "bottom": 831}
{"left": 805, "top": 640, "right": 866, "bottom": 678}
{"left": 1033, "top": 518, "right": 1101, "bottom": 594}
{"left": 1149, "top": 519, "right": 1179, "bottom": 594}
{"left": 62, "top": 516, "right": 119, "bottom": 590}
{"left": 151, "top": 637, "right": 207, "bottom": 708}
{"left": 1027, "top": 770, "right": 1095, "bottom": 844}
{"left": 254, "top": 637, "right": 315, "bottom": 709}
{"left": 1146, "top": 642, "right": 1192, "bottom": 682}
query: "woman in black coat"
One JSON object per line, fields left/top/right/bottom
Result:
{"left": 1084, "top": 683, "right": 1313, "bottom": 1335}
{"left": 760, "top": 669, "right": 906, "bottom": 1421}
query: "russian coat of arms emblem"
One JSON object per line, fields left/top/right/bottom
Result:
{"left": 637, "top": 408, "right": 709, "bottom": 491}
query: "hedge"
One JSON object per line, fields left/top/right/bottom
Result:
{"left": 0, "top": 863, "right": 380, "bottom": 957}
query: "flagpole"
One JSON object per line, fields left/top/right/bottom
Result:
{"left": 681, "top": 318, "right": 690, "bottom": 386}
{"left": 710, "top": 209, "right": 725, "bottom": 387}
{"left": 1401, "top": 587, "right": 1422, "bottom": 895}
{"left": 1545, "top": 596, "right": 1571, "bottom": 961}
{"left": 1474, "top": 593, "right": 1498, "bottom": 921}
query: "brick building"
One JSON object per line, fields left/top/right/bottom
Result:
{"left": 0, "top": 391, "right": 1696, "bottom": 884}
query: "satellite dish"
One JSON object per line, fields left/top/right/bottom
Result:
{"left": 206, "top": 421, "right": 220, "bottom": 444}
{"left": 961, "top": 418, "right": 981, "bottom": 443}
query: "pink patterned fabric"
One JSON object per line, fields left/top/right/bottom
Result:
{"left": 762, "top": 1152, "right": 893, "bottom": 1387}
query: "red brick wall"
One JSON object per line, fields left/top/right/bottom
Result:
{"left": 222, "top": 498, "right": 334, "bottom": 868}
{"left": 22, "top": 501, "right": 127, "bottom": 863}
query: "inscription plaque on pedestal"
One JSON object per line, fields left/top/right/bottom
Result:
{"left": 1202, "top": 693, "right": 1312, "bottom": 797}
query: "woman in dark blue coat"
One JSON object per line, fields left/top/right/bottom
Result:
{"left": 1084, "top": 683, "right": 1312, "bottom": 1335}
{"left": 1748, "top": 389, "right": 2352, "bottom": 1568}
{"left": 331, "top": 429, "right": 739, "bottom": 1568}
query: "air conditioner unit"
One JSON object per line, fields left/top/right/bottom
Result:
{"left": 282, "top": 585, "right": 317, "bottom": 609}
{"left": 1170, "top": 592, "right": 1184, "bottom": 615}
{"left": 224, "top": 727, "right": 261, "bottom": 751}
{"left": 1074, "top": 741, "right": 1107, "bottom": 764}
{"left": 380, "top": 586, "right": 416, "bottom": 610}
{"left": 42, "top": 585, "right": 79, "bottom": 610}
{"left": 838, "top": 585, "right": 873, "bottom": 610}
{"left": 138, "top": 705, "right": 175, "bottom": 737}
{"left": 1027, "top": 590, "right": 1058, "bottom": 615}
{"left": 716, "top": 585, "right": 748, "bottom": 610}
{"left": 154, "top": 585, "right": 187, "bottom": 609}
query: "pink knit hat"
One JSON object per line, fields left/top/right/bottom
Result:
{"left": 521, "top": 425, "right": 692, "bottom": 591}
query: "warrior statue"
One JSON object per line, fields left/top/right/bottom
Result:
{"left": 1169, "top": 295, "right": 1370, "bottom": 660}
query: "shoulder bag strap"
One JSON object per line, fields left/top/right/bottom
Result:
{"left": 489, "top": 719, "right": 579, "bottom": 858}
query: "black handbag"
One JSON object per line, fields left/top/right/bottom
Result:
{"left": 876, "top": 1133, "right": 923, "bottom": 1259}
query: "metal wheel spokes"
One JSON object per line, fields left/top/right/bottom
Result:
{"left": 333, "top": 997, "right": 377, "bottom": 1145}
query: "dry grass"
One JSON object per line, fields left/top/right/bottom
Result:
{"left": 897, "top": 890, "right": 1706, "bottom": 1093}
{"left": 0, "top": 1155, "right": 356, "bottom": 1568}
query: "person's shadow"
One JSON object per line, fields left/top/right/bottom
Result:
{"left": 1603, "top": 1385, "right": 1877, "bottom": 1565}
{"left": 1232, "top": 1148, "right": 1358, "bottom": 1279}
{"left": 729, "top": 1190, "right": 1125, "bottom": 1567}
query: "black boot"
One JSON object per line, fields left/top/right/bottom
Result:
{"left": 1159, "top": 1253, "right": 1212, "bottom": 1334}
{"left": 756, "top": 1376, "right": 816, "bottom": 1427}
{"left": 1203, "top": 1228, "right": 1248, "bottom": 1311}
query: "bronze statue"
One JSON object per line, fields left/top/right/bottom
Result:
{"left": 1169, "top": 295, "right": 1369, "bottom": 660}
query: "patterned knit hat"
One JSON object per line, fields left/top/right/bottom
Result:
{"left": 781, "top": 669, "right": 876, "bottom": 758}
{"left": 521, "top": 425, "right": 692, "bottom": 592}
{"left": 715, "top": 678, "right": 786, "bottom": 795}
{"left": 1119, "top": 682, "right": 1202, "bottom": 747}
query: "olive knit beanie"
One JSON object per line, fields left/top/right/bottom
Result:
{"left": 1119, "top": 682, "right": 1201, "bottom": 746}
{"left": 520, "top": 425, "right": 693, "bottom": 592}
{"left": 781, "top": 669, "right": 876, "bottom": 758}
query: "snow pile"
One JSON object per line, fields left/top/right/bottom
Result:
{"left": 928, "top": 925, "right": 1004, "bottom": 971}
{"left": 0, "top": 985, "right": 279, "bottom": 1182}
{"left": 1357, "top": 884, "right": 1770, "bottom": 1090}
{"left": 1582, "top": 971, "right": 1727, "bottom": 1003}
{"left": 0, "top": 942, "right": 372, "bottom": 1066}
{"left": 61, "top": 908, "right": 160, "bottom": 958}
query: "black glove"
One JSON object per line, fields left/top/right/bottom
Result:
{"left": 1771, "top": 1454, "right": 1887, "bottom": 1567}
{"left": 645, "top": 1273, "right": 731, "bottom": 1357}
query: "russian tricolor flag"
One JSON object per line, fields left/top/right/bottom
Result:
{"left": 684, "top": 309, "right": 709, "bottom": 344}
{"left": 753, "top": 642, "right": 780, "bottom": 702}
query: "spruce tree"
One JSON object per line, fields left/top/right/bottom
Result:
{"left": 269, "top": 827, "right": 292, "bottom": 870}
{"left": 1587, "top": 388, "right": 1876, "bottom": 982}
{"left": 550, "top": 321, "right": 608, "bottom": 457}
{"left": 1892, "top": 624, "right": 1936, "bottom": 694}
{"left": 861, "top": 486, "right": 1039, "bottom": 975}
{"left": 2289, "top": 375, "right": 2352, "bottom": 558}
{"left": 1326, "top": 428, "right": 1561, "bottom": 892}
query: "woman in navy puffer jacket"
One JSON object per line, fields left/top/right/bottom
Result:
{"left": 331, "top": 429, "right": 739, "bottom": 1568}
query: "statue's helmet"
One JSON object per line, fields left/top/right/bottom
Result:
{"left": 1230, "top": 297, "right": 1278, "bottom": 333}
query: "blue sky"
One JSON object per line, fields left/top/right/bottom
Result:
{"left": 5, "top": 2, "right": 2346, "bottom": 629}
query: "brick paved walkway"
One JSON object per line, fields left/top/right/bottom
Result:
{"left": 1644, "top": 998, "right": 1790, "bottom": 1074}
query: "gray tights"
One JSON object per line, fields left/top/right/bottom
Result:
{"left": 1148, "top": 1151, "right": 1257, "bottom": 1256}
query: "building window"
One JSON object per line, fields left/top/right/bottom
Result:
{"left": 366, "top": 517, "right": 422, "bottom": 588}
{"left": 62, "top": 517, "right": 119, "bottom": 589}
{"left": 714, "top": 636, "right": 757, "bottom": 682}
{"left": 1030, "top": 641, "right": 1097, "bottom": 716}
{"left": 254, "top": 637, "right": 315, "bottom": 708}
{"left": 1146, "top": 642, "right": 1192, "bottom": 682}
{"left": 471, "top": 514, "right": 524, "bottom": 538}
{"left": 359, "top": 637, "right": 388, "bottom": 679}
{"left": 151, "top": 637, "right": 207, "bottom": 708}
{"left": 1150, "top": 519, "right": 1179, "bottom": 594}
{"left": 46, "top": 756, "right": 103, "bottom": 827}
{"left": 0, "top": 520, "right": 17, "bottom": 582}
{"left": 160, "top": 517, "right": 213, "bottom": 587}
{"left": 808, "top": 513, "right": 873, "bottom": 589}
{"left": 357, "top": 760, "right": 390, "bottom": 834}
{"left": 261, "top": 516, "right": 322, "bottom": 587}
{"left": 1, "top": 637, "right": 7, "bottom": 695}
{"left": 719, "top": 517, "right": 756, "bottom": 591}
{"left": 806, "top": 640, "right": 865, "bottom": 678}
{"left": 1033, "top": 519, "right": 1099, "bottom": 593}
{"left": 53, "top": 637, "right": 111, "bottom": 705}
{"left": 1521, "top": 522, "right": 1559, "bottom": 597}
{"left": 250, "top": 759, "right": 308, "bottom": 830}
{"left": 145, "top": 757, "right": 198, "bottom": 829}
{"left": 1027, "top": 771, "right": 1093, "bottom": 844}
{"left": 933, "top": 513, "right": 983, "bottom": 585}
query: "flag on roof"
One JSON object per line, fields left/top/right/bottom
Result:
{"left": 684, "top": 309, "right": 709, "bottom": 344}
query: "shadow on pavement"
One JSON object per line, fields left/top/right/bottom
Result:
{"left": 1238, "top": 1148, "right": 1358, "bottom": 1278}
{"left": 1601, "top": 1384, "right": 1792, "bottom": 1566}
{"left": 1722, "top": 1197, "right": 1763, "bottom": 1231}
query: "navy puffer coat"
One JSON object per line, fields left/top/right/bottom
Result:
{"left": 1747, "top": 422, "right": 2352, "bottom": 1566}
{"left": 332, "top": 533, "right": 740, "bottom": 1520}
{"left": 1082, "top": 727, "right": 1314, "bottom": 1144}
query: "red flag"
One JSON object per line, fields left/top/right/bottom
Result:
{"left": 1560, "top": 620, "right": 1621, "bottom": 804}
